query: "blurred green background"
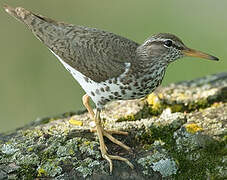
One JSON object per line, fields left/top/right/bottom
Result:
{"left": 0, "top": 0, "right": 226, "bottom": 132}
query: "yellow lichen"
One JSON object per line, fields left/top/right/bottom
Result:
{"left": 69, "top": 118, "right": 83, "bottom": 126}
{"left": 185, "top": 123, "right": 203, "bottom": 134}
{"left": 37, "top": 167, "right": 47, "bottom": 177}
{"left": 157, "top": 93, "right": 164, "bottom": 99}
{"left": 83, "top": 141, "right": 91, "bottom": 146}
{"left": 27, "top": 147, "right": 33, "bottom": 152}
{"left": 146, "top": 93, "right": 161, "bottom": 110}
{"left": 69, "top": 148, "right": 75, "bottom": 155}
{"left": 124, "top": 114, "right": 135, "bottom": 121}
{"left": 177, "top": 93, "right": 188, "bottom": 100}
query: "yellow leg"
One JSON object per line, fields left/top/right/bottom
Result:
{"left": 82, "top": 94, "right": 134, "bottom": 172}
{"left": 82, "top": 94, "right": 128, "bottom": 136}
{"left": 82, "top": 94, "right": 95, "bottom": 118}
{"left": 95, "top": 109, "right": 134, "bottom": 172}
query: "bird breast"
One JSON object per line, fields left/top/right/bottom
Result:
{"left": 50, "top": 49, "right": 166, "bottom": 109}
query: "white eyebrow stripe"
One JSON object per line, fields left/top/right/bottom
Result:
{"left": 145, "top": 38, "right": 182, "bottom": 50}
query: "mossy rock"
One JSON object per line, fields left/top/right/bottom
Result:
{"left": 0, "top": 72, "right": 227, "bottom": 180}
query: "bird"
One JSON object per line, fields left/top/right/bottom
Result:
{"left": 3, "top": 5, "right": 219, "bottom": 173}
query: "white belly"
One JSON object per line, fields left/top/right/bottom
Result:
{"left": 50, "top": 50, "right": 132, "bottom": 108}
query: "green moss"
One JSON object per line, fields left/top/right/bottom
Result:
{"left": 116, "top": 102, "right": 160, "bottom": 122}
{"left": 219, "top": 133, "right": 227, "bottom": 156}
{"left": 167, "top": 98, "right": 210, "bottom": 113}
{"left": 136, "top": 122, "right": 226, "bottom": 179}
{"left": 136, "top": 124, "right": 177, "bottom": 150}
{"left": 117, "top": 114, "right": 135, "bottom": 122}
{"left": 117, "top": 95, "right": 214, "bottom": 123}
{"left": 197, "top": 99, "right": 209, "bottom": 108}
{"left": 0, "top": 87, "right": 225, "bottom": 179}
{"left": 172, "top": 147, "right": 224, "bottom": 179}
{"left": 17, "top": 164, "right": 37, "bottom": 180}
{"left": 148, "top": 105, "right": 164, "bottom": 116}
{"left": 188, "top": 99, "right": 209, "bottom": 111}
{"left": 177, "top": 139, "right": 225, "bottom": 178}
{"left": 116, "top": 88, "right": 220, "bottom": 124}
{"left": 169, "top": 104, "right": 184, "bottom": 112}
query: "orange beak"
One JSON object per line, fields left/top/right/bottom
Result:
{"left": 182, "top": 48, "right": 219, "bottom": 61}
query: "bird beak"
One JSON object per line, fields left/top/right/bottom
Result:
{"left": 182, "top": 48, "right": 219, "bottom": 61}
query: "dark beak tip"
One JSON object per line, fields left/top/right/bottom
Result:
{"left": 183, "top": 48, "right": 219, "bottom": 61}
{"left": 212, "top": 56, "right": 219, "bottom": 61}
{"left": 214, "top": 57, "right": 219, "bottom": 61}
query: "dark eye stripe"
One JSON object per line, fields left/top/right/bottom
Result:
{"left": 146, "top": 40, "right": 183, "bottom": 50}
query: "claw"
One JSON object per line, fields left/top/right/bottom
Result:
{"left": 108, "top": 154, "right": 134, "bottom": 169}
{"left": 103, "top": 130, "right": 131, "bottom": 151}
{"left": 103, "top": 154, "right": 113, "bottom": 173}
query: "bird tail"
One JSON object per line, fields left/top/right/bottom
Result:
{"left": 3, "top": 4, "right": 65, "bottom": 49}
{"left": 3, "top": 4, "right": 58, "bottom": 27}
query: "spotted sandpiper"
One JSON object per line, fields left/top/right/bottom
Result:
{"left": 4, "top": 5, "right": 219, "bottom": 172}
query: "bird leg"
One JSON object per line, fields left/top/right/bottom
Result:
{"left": 94, "top": 109, "right": 134, "bottom": 172}
{"left": 82, "top": 94, "right": 134, "bottom": 171}
{"left": 82, "top": 94, "right": 128, "bottom": 135}
{"left": 82, "top": 94, "right": 95, "bottom": 118}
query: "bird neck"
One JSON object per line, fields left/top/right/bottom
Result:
{"left": 133, "top": 51, "right": 168, "bottom": 72}
{"left": 136, "top": 45, "right": 169, "bottom": 66}
{"left": 128, "top": 59, "right": 167, "bottom": 81}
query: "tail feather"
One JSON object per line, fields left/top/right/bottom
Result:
{"left": 3, "top": 4, "right": 58, "bottom": 26}
{"left": 3, "top": 4, "right": 67, "bottom": 49}
{"left": 3, "top": 4, "right": 29, "bottom": 22}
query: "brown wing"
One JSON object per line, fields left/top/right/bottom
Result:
{"left": 4, "top": 5, "right": 139, "bottom": 82}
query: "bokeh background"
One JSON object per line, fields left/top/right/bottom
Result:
{"left": 0, "top": 0, "right": 226, "bottom": 132}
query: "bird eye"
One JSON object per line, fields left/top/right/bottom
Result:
{"left": 164, "top": 40, "right": 173, "bottom": 48}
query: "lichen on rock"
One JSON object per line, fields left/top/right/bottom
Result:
{"left": 0, "top": 72, "right": 226, "bottom": 179}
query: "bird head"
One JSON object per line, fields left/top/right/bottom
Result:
{"left": 139, "top": 33, "right": 219, "bottom": 64}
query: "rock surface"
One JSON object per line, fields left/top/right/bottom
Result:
{"left": 0, "top": 72, "right": 226, "bottom": 180}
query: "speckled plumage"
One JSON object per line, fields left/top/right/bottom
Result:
{"left": 10, "top": 7, "right": 139, "bottom": 83}
{"left": 4, "top": 6, "right": 218, "bottom": 109}
{"left": 4, "top": 5, "right": 219, "bottom": 172}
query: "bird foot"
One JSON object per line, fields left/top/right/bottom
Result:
{"left": 101, "top": 150, "right": 134, "bottom": 173}
{"left": 90, "top": 128, "right": 128, "bottom": 136}
{"left": 102, "top": 128, "right": 131, "bottom": 151}
{"left": 98, "top": 127, "right": 134, "bottom": 172}
{"left": 94, "top": 113, "right": 134, "bottom": 172}
{"left": 83, "top": 95, "right": 134, "bottom": 172}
